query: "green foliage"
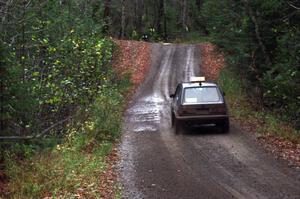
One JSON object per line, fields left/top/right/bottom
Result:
{"left": 0, "top": 0, "right": 120, "bottom": 138}
{"left": 4, "top": 76, "right": 130, "bottom": 198}
{"left": 202, "top": 0, "right": 300, "bottom": 126}
{"left": 102, "top": 0, "right": 209, "bottom": 41}
{"left": 218, "top": 69, "right": 244, "bottom": 103}
{"left": 5, "top": 139, "right": 110, "bottom": 198}
{"left": 92, "top": 86, "right": 125, "bottom": 140}
{"left": 218, "top": 68, "right": 299, "bottom": 142}
{"left": 1, "top": 1, "right": 131, "bottom": 196}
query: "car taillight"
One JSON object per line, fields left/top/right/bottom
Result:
{"left": 213, "top": 107, "right": 226, "bottom": 114}
{"left": 177, "top": 105, "right": 189, "bottom": 116}
{"left": 177, "top": 107, "right": 184, "bottom": 116}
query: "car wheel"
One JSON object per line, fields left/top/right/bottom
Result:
{"left": 171, "top": 112, "right": 175, "bottom": 127}
{"left": 174, "top": 118, "right": 182, "bottom": 134}
{"left": 220, "top": 119, "right": 230, "bottom": 133}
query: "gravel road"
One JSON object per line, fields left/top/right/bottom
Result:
{"left": 118, "top": 43, "right": 300, "bottom": 199}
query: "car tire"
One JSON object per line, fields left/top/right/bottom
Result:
{"left": 220, "top": 119, "right": 230, "bottom": 133}
{"left": 174, "top": 118, "right": 179, "bottom": 134}
{"left": 171, "top": 112, "right": 175, "bottom": 127}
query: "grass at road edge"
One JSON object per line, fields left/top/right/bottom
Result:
{"left": 200, "top": 42, "right": 299, "bottom": 166}
{"left": 218, "top": 68, "right": 299, "bottom": 142}
{"left": 218, "top": 68, "right": 300, "bottom": 166}
{"left": 3, "top": 81, "right": 131, "bottom": 198}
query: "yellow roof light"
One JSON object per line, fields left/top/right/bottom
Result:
{"left": 190, "top": 77, "right": 206, "bottom": 82}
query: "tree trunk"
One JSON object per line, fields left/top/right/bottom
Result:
{"left": 195, "top": 0, "right": 202, "bottom": 10}
{"left": 242, "top": 0, "right": 272, "bottom": 103}
{"left": 181, "top": 0, "right": 188, "bottom": 31}
{"left": 21, "top": 0, "right": 26, "bottom": 82}
{"left": 135, "top": 0, "right": 144, "bottom": 35}
{"left": 242, "top": 0, "right": 271, "bottom": 68}
{"left": 121, "top": 0, "right": 126, "bottom": 39}
{"left": 103, "top": 0, "right": 111, "bottom": 33}
{"left": 163, "top": 0, "right": 167, "bottom": 39}
{"left": 157, "top": 0, "right": 165, "bottom": 37}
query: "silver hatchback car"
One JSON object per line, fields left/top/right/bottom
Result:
{"left": 170, "top": 77, "right": 229, "bottom": 133}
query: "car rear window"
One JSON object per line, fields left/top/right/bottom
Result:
{"left": 183, "top": 87, "right": 221, "bottom": 103}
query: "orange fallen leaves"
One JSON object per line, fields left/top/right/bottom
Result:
{"left": 98, "top": 147, "right": 119, "bottom": 199}
{"left": 112, "top": 39, "right": 151, "bottom": 85}
{"left": 200, "top": 42, "right": 300, "bottom": 168}
{"left": 98, "top": 39, "right": 151, "bottom": 198}
{"left": 258, "top": 135, "right": 300, "bottom": 167}
{"left": 199, "top": 43, "right": 225, "bottom": 81}
{"left": 0, "top": 168, "right": 8, "bottom": 197}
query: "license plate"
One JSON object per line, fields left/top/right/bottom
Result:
{"left": 197, "top": 110, "right": 209, "bottom": 114}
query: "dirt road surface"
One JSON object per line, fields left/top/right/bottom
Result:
{"left": 118, "top": 44, "right": 300, "bottom": 199}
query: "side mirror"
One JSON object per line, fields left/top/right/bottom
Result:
{"left": 222, "top": 91, "right": 226, "bottom": 96}
{"left": 170, "top": 94, "right": 175, "bottom": 98}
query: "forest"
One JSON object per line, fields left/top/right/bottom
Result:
{"left": 0, "top": 0, "right": 299, "bottom": 197}
{"left": 1, "top": 0, "right": 300, "bottom": 139}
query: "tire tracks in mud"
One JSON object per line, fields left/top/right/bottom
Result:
{"left": 118, "top": 43, "right": 300, "bottom": 199}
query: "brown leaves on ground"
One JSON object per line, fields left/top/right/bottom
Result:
{"left": 200, "top": 42, "right": 300, "bottom": 168}
{"left": 199, "top": 43, "right": 225, "bottom": 81}
{"left": 97, "top": 40, "right": 151, "bottom": 198}
{"left": 258, "top": 135, "right": 300, "bottom": 167}
{"left": 98, "top": 147, "right": 119, "bottom": 199}
{"left": 234, "top": 115, "right": 300, "bottom": 167}
{"left": 0, "top": 40, "right": 151, "bottom": 199}
{"left": 0, "top": 164, "right": 8, "bottom": 197}
{"left": 112, "top": 39, "right": 151, "bottom": 85}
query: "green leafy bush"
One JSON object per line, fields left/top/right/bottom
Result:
{"left": 1, "top": 2, "right": 131, "bottom": 197}
{"left": 0, "top": 0, "right": 120, "bottom": 138}
{"left": 4, "top": 75, "right": 130, "bottom": 197}
{"left": 218, "top": 68, "right": 299, "bottom": 142}
{"left": 201, "top": 0, "right": 300, "bottom": 126}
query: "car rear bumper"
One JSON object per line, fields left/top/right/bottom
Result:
{"left": 174, "top": 113, "right": 228, "bottom": 124}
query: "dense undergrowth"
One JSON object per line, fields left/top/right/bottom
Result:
{"left": 218, "top": 68, "right": 300, "bottom": 143}
{"left": 1, "top": 0, "right": 299, "bottom": 196}
{"left": 0, "top": 1, "right": 131, "bottom": 197}
{"left": 2, "top": 67, "right": 130, "bottom": 198}
{"left": 201, "top": 0, "right": 300, "bottom": 127}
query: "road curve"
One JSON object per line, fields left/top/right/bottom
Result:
{"left": 118, "top": 43, "right": 300, "bottom": 199}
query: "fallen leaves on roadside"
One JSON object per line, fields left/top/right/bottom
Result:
{"left": 257, "top": 135, "right": 300, "bottom": 167}
{"left": 96, "top": 40, "right": 151, "bottom": 198}
{"left": 199, "top": 43, "right": 225, "bottom": 81}
{"left": 0, "top": 165, "right": 8, "bottom": 197}
{"left": 98, "top": 147, "right": 119, "bottom": 199}
{"left": 112, "top": 39, "right": 151, "bottom": 85}
{"left": 200, "top": 42, "right": 300, "bottom": 168}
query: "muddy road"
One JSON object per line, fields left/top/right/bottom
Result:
{"left": 118, "top": 44, "right": 300, "bottom": 199}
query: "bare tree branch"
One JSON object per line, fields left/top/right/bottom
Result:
{"left": 242, "top": 0, "right": 272, "bottom": 68}
{"left": 287, "top": 1, "right": 300, "bottom": 10}
{"left": 0, "top": 116, "right": 71, "bottom": 140}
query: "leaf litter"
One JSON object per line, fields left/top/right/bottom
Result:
{"left": 200, "top": 43, "right": 300, "bottom": 168}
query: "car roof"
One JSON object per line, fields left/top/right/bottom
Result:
{"left": 180, "top": 82, "right": 218, "bottom": 89}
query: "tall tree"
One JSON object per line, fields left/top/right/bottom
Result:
{"left": 134, "top": 0, "right": 144, "bottom": 35}
{"left": 181, "top": 0, "right": 188, "bottom": 31}
{"left": 157, "top": 0, "right": 167, "bottom": 38}
{"left": 121, "top": 0, "right": 126, "bottom": 38}
{"left": 103, "top": 0, "right": 111, "bottom": 33}
{"left": 195, "top": 0, "right": 202, "bottom": 10}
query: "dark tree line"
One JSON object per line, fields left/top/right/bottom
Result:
{"left": 201, "top": 0, "right": 300, "bottom": 126}
{"left": 1, "top": 0, "right": 300, "bottom": 138}
{"left": 99, "top": 0, "right": 206, "bottom": 40}
{"left": 100, "top": 0, "right": 300, "bottom": 124}
{"left": 0, "top": 0, "right": 118, "bottom": 138}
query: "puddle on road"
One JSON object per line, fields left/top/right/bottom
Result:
{"left": 124, "top": 46, "right": 196, "bottom": 134}
{"left": 125, "top": 95, "right": 169, "bottom": 133}
{"left": 119, "top": 44, "right": 202, "bottom": 199}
